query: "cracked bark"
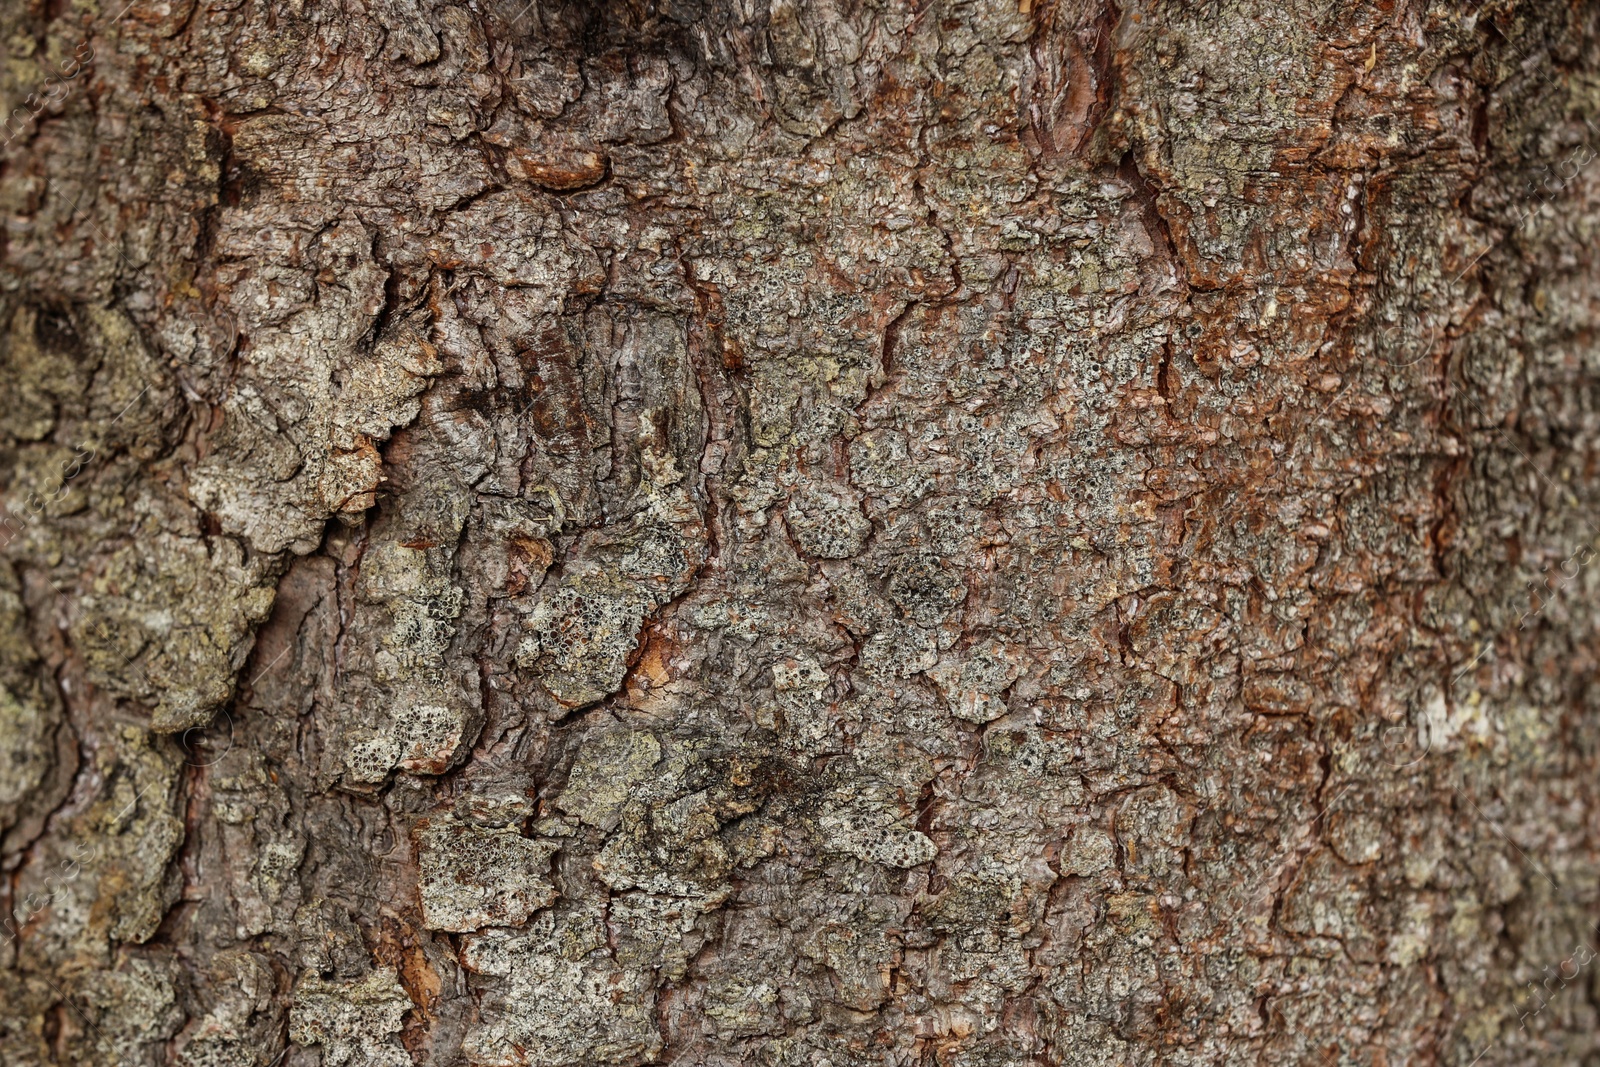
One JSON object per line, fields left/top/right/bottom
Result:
{"left": 3, "top": 0, "right": 1600, "bottom": 1064}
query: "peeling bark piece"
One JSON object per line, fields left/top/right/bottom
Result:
{"left": 510, "top": 148, "right": 609, "bottom": 191}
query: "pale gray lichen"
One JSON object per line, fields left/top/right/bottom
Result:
{"left": 14, "top": 726, "right": 184, "bottom": 964}
{"left": 784, "top": 481, "right": 873, "bottom": 559}
{"left": 1, "top": 1, "right": 1596, "bottom": 1064}
{"left": 516, "top": 576, "right": 654, "bottom": 709}
{"left": 71, "top": 521, "right": 278, "bottom": 733}
{"left": 174, "top": 951, "right": 282, "bottom": 1067}
{"left": 460, "top": 908, "right": 662, "bottom": 1067}
{"left": 813, "top": 770, "right": 937, "bottom": 869}
{"left": 926, "top": 639, "right": 1022, "bottom": 723}
{"left": 210, "top": 749, "right": 308, "bottom": 937}
{"left": 517, "top": 488, "right": 704, "bottom": 713}
{"left": 0, "top": 682, "right": 56, "bottom": 810}
{"left": 77, "top": 957, "right": 184, "bottom": 1067}
{"left": 188, "top": 224, "right": 441, "bottom": 555}
{"left": 558, "top": 727, "right": 662, "bottom": 831}
{"left": 1060, "top": 826, "right": 1116, "bottom": 877}
{"left": 595, "top": 790, "right": 736, "bottom": 897}
{"left": 0, "top": 571, "right": 68, "bottom": 850}
{"left": 415, "top": 815, "right": 559, "bottom": 932}
{"left": 288, "top": 966, "right": 412, "bottom": 1067}
{"left": 848, "top": 428, "right": 933, "bottom": 508}
{"left": 885, "top": 552, "right": 968, "bottom": 630}
{"left": 859, "top": 619, "right": 940, "bottom": 679}
{"left": 343, "top": 537, "right": 481, "bottom": 783}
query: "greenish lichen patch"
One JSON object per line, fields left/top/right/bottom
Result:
{"left": 76, "top": 958, "right": 184, "bottom": 1067}
{"left": 74, "top": 531, "right": 278, "bottom": 732}
{"left": 0, "top": 570, "right": 69, "bottom": 852}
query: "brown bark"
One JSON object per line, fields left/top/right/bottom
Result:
{"left": 2, "top": 0, "right": 1600, "bottom": 1064}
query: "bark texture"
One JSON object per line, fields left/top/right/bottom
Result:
{"left": 2, "top": 0, "right": 1600, "bottom": 1063}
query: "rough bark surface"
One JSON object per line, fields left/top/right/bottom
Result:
{"left": 3, "top": 0, "right": 1600, "bottom": 1063}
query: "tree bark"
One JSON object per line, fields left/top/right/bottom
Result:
{"left": 2, "top": 0, "right": 1600, "bottom": 1063}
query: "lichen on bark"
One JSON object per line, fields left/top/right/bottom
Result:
{"left": 4, "top": 0, "right": 1600, "bottom": 1065}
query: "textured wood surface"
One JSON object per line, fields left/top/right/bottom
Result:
{"left": 3, "top": 0, "right": 1600, "bottom": 1063}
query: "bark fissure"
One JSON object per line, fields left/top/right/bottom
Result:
{"left": 3, "top": 0, "right": 1600, "bottom": 1065}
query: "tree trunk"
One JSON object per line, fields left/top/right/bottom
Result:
{"left": 1, "top": 0, "right": 1599, "bottom": 1063}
